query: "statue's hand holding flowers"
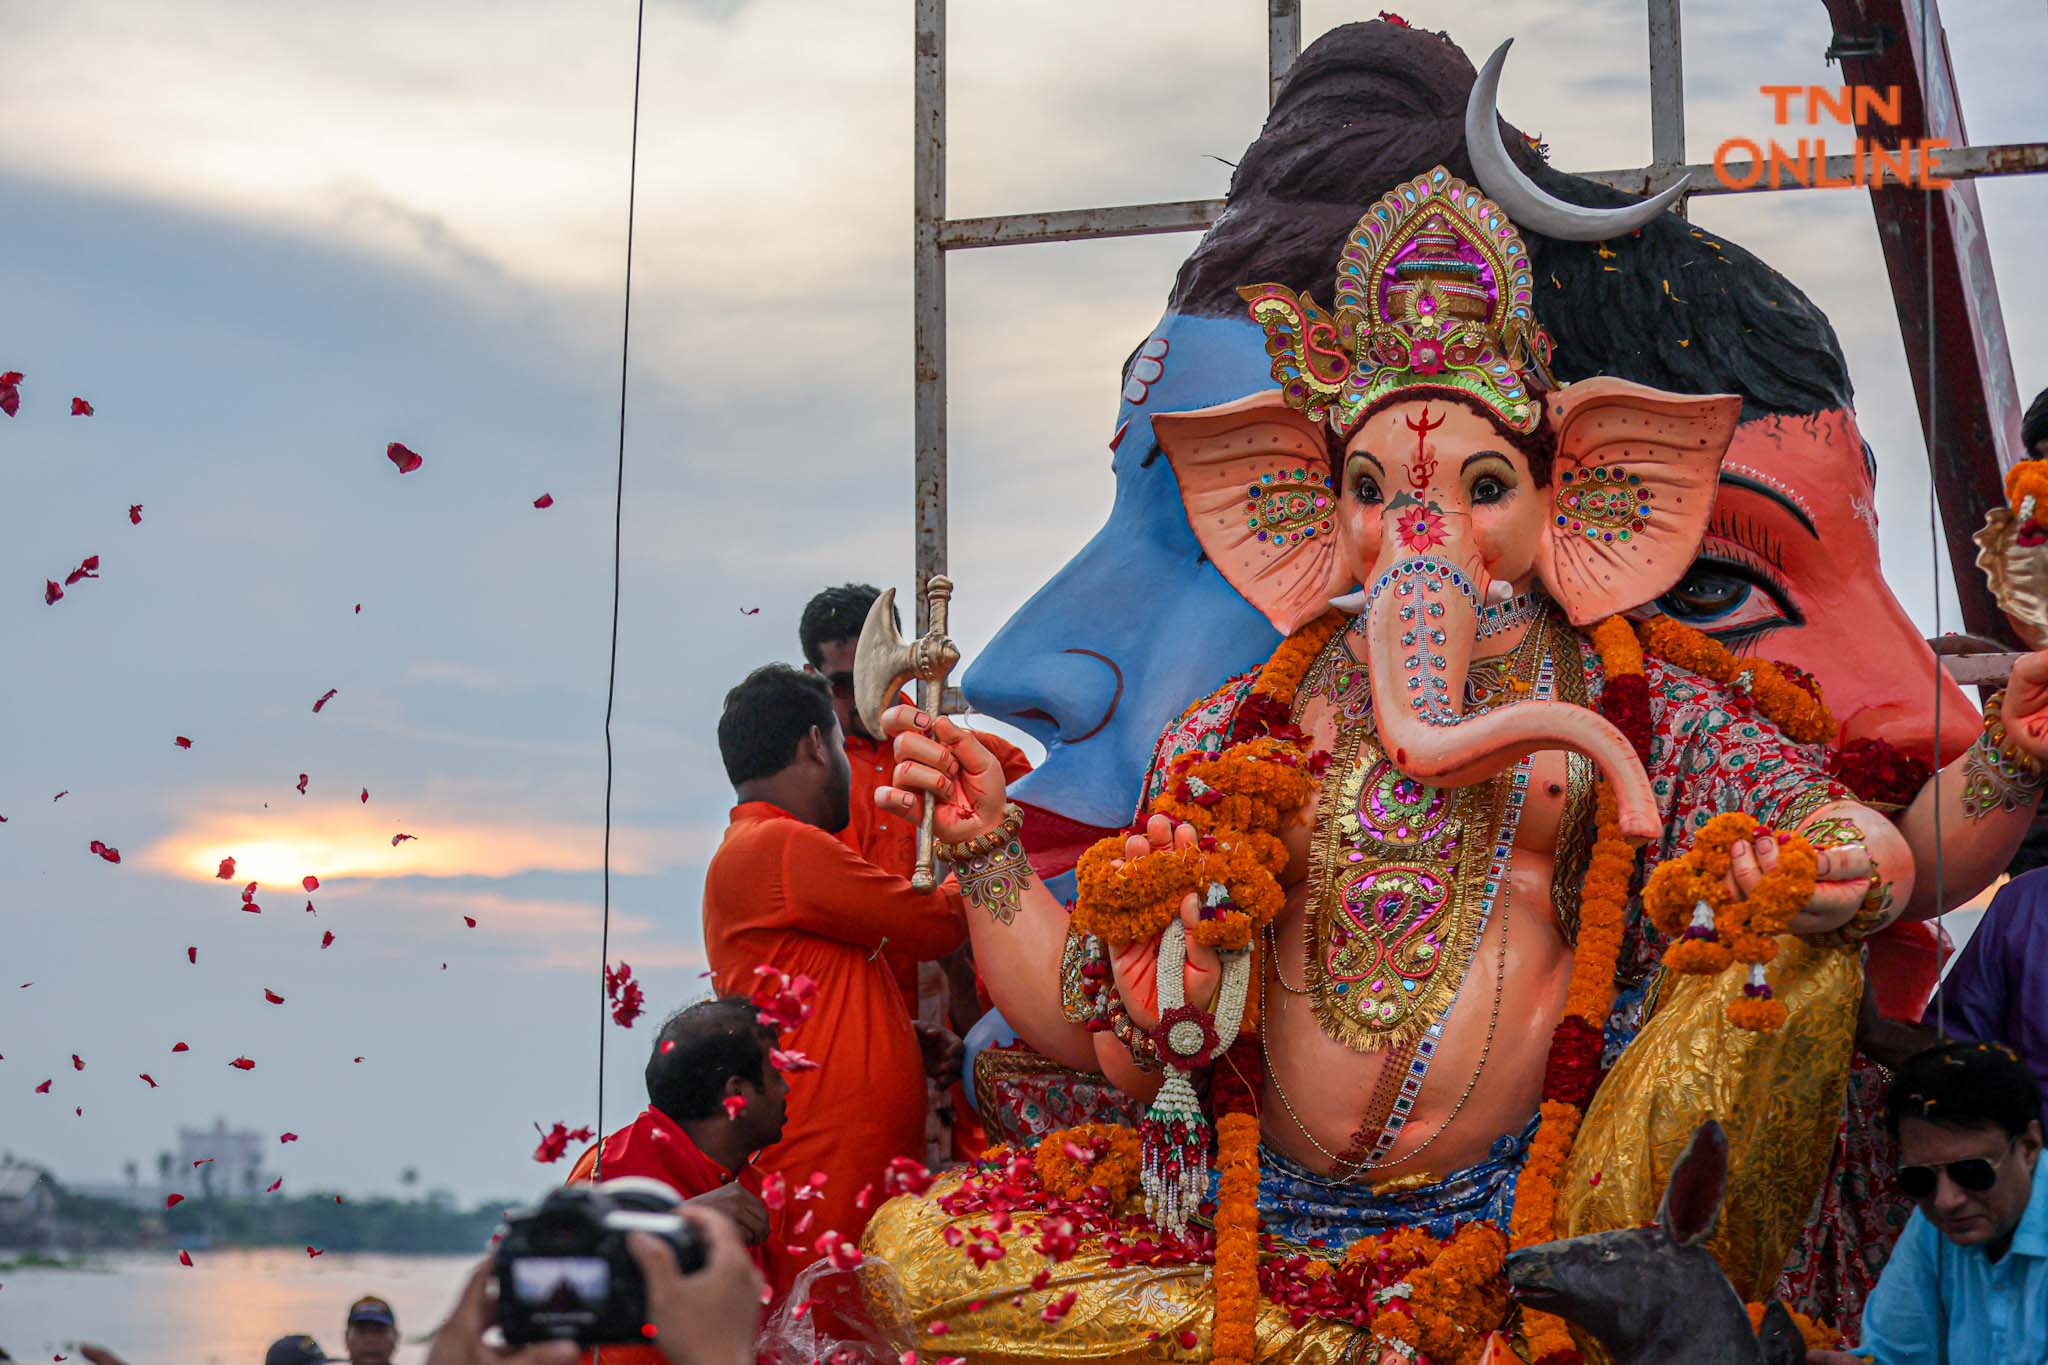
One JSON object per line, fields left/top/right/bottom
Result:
{"left": 1103, "top": 814, "right": 1224, "bottom": 1029}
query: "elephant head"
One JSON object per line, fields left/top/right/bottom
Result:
{"left": 1156, "top": 377, "right": 1737, "bottom": 840}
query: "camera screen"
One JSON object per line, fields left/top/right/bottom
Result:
{"left": 509, "top": 1256, "right": 610, "bottom": 1315}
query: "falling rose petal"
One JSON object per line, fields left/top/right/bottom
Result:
{"left": 88, "top": 840, "right": 121, "bottom": 864}
{"left": 385, "top": 442, "right": 423, "bottom": 474}
{"left": 165, "top": 1194, "right": 184, "bottom": 1209}
{"left": 0, "top": 372, "right": 18, "bottom": 418}
{"left": 296, "top": 774, "right": 308, "bottom": 795}
{"left": 760, "top": 1173, "right": 787, "bottom": 1210}
{"left": 531, "top": 1121, "right": 595, "bottom": 1164}
{"left": 64, "top": 556, "right": 101, "bottom": 587}
{"left": 217, "top": 857, "right": 236, "bottom": 880}
{"left": 391, "top": 833, "right": 416, "bottom": 846}
{"left": 463, "top": 916, "right": 476, "bottom": 928}
{"left": 129, "top": 504, "right": 144, "bottom": 525}
{"left": 263, "top": 989, "right": 285, "bottom": 1005}
{"left": 171, "top": 1042, "right": 189, "bottom": 1052}
{"left": 71, "top": 397, "right": 93, "bottom": 416}
{"left": 228, "top": 1057, "right": 255, "bottom": 1071}
{"left": 52, "top": 791, "right": 66, "bottom": 802}
{"left": 266, "top": 1177, "right": 282, "bottom": 1193}
{"left": 187, "top": 947, "right": 196, "bottom": 963}
{"left": 1039, "top": 1291, "right": 1078, "bottom": 1324}
{"left": 533, "top": 493, "right": 554, "bottom": 509}
{"left": 34, "top": 1079, "right": 51, "bottom": 1094}
{"left": 302, "top": 875, "right": 319, "bottom": 892}
{"left": 192, "top": 1158, "right": 212, "bottom": 1166}
{"left": 311, "top": 688, "right": 337, "bottom": 714}
{"left": 75, "top": 1107, "right": 83, "bottom": 1116}
{"left": 740, "top": 606, "right": 761, "bottom": 615}
{"left": 306, "top": 1247, "right": 323, "bottom": 1258}
{"left": 770, "top": 1047, "right": 820, "bottom": 1074}
{"left": 279, "top": 1132, "right": 298, "bottom": 1143}
{"left": 320, "top": 931, "right": 335, "bottom": 948}
{"left": 140, "top": 1073, "right": 157, "bottom": 1088}
{"left": 353, "top": 603, "right": 361, "bottom": 615}
{"left": 353, "top": 1056, "right": 363, "bottom": 1063}
{"left": 604, "top": 961, "right": 644, "bottom": 1028}
{"left": 242, "top": 882, "right": 257, "bottom": 901}
{"left": 359, "top": 788, "right": 369, "bottom": 803}
{"left": 243, "top": 902, "right": 262, "bottom": 914}
{"left": 722, "top": 1096, "right": 746, "bottom": 1120}
{"left": 174, "top": 735, "right": 192, "bottom": 749}
{"left": 44, "top": 580, "right": 62, "bottom": 605}
{"left": 177, "top": 1250, "right": 193, "bottom": 1267}
{"left": 72, "top": 1055, "right": 84, "bottom": 1071}
{"left": 305, "top": 901, "right": 315, "bottom": 914}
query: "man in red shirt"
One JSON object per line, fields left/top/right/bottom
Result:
{"left": 800, "top": 585, "right": 1032, "bottom": 1158}
{"left": 566, "top": 996, "right": 783, "bottom": 1263}
{"left": 702, "top": 664, "right": 967, "bottom": 1298}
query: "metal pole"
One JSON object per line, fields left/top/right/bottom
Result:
{"left": 1646, "top": 0, "right": 1687, "bottom": 217}
{"left": 1268, "top": 0, "right": 1300, "bottom": 108}
{"left": 913, "top": 0, "right": 946, "bottom": 635}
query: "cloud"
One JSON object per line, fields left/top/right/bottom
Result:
{"left": 139, "top": 803, "right": 723, "bottom": 885}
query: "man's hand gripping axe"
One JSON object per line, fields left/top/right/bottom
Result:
{"left": 853, "top": 576, "right": 960, "bottom": 892}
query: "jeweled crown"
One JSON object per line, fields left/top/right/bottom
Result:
{"left": 1239, "top": 166, "right": 1556, "bottom": 436}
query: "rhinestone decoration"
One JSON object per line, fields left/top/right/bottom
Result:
{"left": 1554, "top": 465, "right": 1652, "bottom": 543}
{"left": 1245, "top": 467, "right": 1336, "bottom": 546}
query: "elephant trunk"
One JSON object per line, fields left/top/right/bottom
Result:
{"left": 1364, "top": 544, "right": 1660, "bottom": 841}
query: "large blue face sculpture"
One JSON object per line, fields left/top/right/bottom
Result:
{"left": 962, "top": 311, "right": 1283, "bottom": 868}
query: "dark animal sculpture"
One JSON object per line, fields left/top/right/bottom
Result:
{"left": 1505, "top": 1122, "right": 1808, "bottom": 1365}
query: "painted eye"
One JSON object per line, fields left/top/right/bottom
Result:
{"left": 1354, "top": 474, "right": 1384, "bottom": 506}
{"left": 1654, "top": 554, "right": 1798, "bottom": 645}
{"left": 1471, "top": 475, "right": 1508, "bottom": 506}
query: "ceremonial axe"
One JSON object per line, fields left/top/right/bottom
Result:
{"left": 853, "top": 576, "right": 960, "bottom": 891}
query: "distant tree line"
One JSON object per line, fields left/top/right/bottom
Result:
{"left": 50, "top": 1179, "right": 510, "bottom": 1254}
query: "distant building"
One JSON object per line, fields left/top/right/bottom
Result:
{"left": 178, "top": 1118, "right": 267, "bottom": 1199}
{"left": 0, "top": 1164, "right": 58, "bottom": 1247}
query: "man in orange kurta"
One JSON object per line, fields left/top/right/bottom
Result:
{"left": 703, "top": 663, "right": 966, "bottom": 1300}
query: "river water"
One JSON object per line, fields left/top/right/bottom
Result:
{"left": 1, "top": 1248, "right": 475, "bottom": 1365}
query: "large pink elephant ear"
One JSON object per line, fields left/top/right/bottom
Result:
{"left": 1153, "top": 391, "right": 1346, "bottom": 635}
{"left": 1534, "top": 376, "right": 1743, "bottom": 625}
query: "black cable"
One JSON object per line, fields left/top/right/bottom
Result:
{"left": 595, "top": 0, "right": 648, "bottom": 1185}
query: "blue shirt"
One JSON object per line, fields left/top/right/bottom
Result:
{"left": 1861, "top": 1157, "right": 2048, "bottom": 1363}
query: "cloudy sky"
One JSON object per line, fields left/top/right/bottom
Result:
{"left": 5, "top": 0, "right": 2044, "bottom": 1213}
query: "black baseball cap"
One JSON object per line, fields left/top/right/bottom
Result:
{"left": 345, "top": 1294, "right": 397, "bottom": 1328}
{"left": 265, "top": 1336, "right": 331, "bottom": 1365}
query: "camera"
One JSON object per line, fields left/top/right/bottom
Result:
{"left": 494, "top": 1177, "right": 706, "bottom": 1345}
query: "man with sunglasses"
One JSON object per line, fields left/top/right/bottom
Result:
{"left": 799, "top": 584, "right": 1035, "bottom": 1160}
{"left": 1824, "top": 1040, "right": 2048, "bottom": 1362}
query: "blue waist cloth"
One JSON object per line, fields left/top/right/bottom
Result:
{"left": 1249, "top": 1115, "right": 1537, "bottom": 1249}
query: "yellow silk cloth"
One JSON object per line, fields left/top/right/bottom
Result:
{"left": 859, "top": 1172, "right": 1375, "bottom": 1363}
{"left": 1558, "top": 933, "right": 1863, "bottom": 1302}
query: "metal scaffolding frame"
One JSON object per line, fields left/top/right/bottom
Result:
{"left": 912, "top": 0, "right": 2047, "bottom": 651}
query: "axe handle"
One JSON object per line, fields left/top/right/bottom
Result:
{"left": 912, "top": 671, "right": 940, "bottom": 891}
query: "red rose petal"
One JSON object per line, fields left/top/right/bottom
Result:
{"left": 353, "top": 1056, "right": 363, "bottom": 1063}
{"left": 279, "top": 1132, "right": 298, "bottom": 1143}
{"left": 463, "top": 916, "right": 476, "bottom": 928}
{"left": 187, "top": 947, "right": 196, "bottom": 963}
{"left": 44, "top": 580, "right": 62, "bottom": 605}
{"left": 386, "top": 442, "right": 423, "bottom": 474}
{"left": 311, "top": 688, "right": 337, "bottom": 714}
{"left": 71, "top": 397, "right": 93, "bottom": 416}
{"left": 216, "top": 857, "right": 236, "bottom": 880}
{"left": 263, "top": 989, "right": 285, "bottom": 1005}
{"left": 296, "top": 774, "right": 308, "bottom": 795}
{"left": 242, "top": 882, "right": 257, "bottom": 901}
{"left": 228, "top": 1057, "right": 255, "bottom": 1070}
{"left": 266, "top": 1178, "right": 283, "bottom": 1193}
{"left": 129, "top": 504, "right": 143, "bottom": 525}
{"left": 320, "top": 931, "right": 334, "bottom": 948}
{"left": 391, "top": 833, "right": 416, "bottom": 846}
{"left": 533, "top": 493, "right": 554, "bottom": 509}
{"left": 34, "top": 1079, "right": 51, "bottom": 1094}
{"left": 192, "top": 1158, "right": 212, "bottom": 1166}
{"left": 171, "top": 1042, "right": 189, "bottom": 1052}
{"left": 140, "top": 1073, "right": 157, "bottom": 1087}
{"left": 165, "top": 1194, "right": 184, "bottom": 1209}
{"left": 722, "top": 1096, "right": 746, "bottom": 1119}
{"left": 88, "top": 840, "right": 121, "bottom": 864}
{"left": 306, "top": 1246, "right": 322, "bottom": 1258}
{"left": 302, "top": 875, "right": 319, "bottom": 892}
{"left": 72, "top": 1055, "right": 84, "bottom": 1071}
{"left": 359, "top": 788, "right": 369, "bottom": 803}
{"left": 174, "top": 735, "right": 192, "bottom": 749}
{"left": 178, "top": 1250, "right": 193, "bottom": 1267}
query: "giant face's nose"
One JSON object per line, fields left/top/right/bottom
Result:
{"left": 965, "top": 643, "right": 1125, "bottom": 749}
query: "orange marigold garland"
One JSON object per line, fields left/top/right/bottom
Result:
{"left": 1073, "top": 612, "right": 1342, "bottom": 951}
{"left": 1211, "top": 1112, "right": 1263, "bottom": 1365}
{"left": 1589, "top": 616, "right": 1652, "bottom": 763}
{"left": 1035, "top": 1123, "right": 1142, "bottom": 1204}
{"left": 1638, "top": 616, "right": 1834, "bottom": 745}
{"left": 1508, "top": 778, "right": 1633, "bottom": 1365}
{"left": 1642, "top": 812, "right": 1818, "bottom": 1031}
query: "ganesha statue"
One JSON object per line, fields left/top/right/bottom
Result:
{"left": 822, "top": 25, "right": 2048, "bottom": 1365}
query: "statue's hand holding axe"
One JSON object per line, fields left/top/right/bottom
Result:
{"left": 856, "top": 576, "right": 1012, "bottom": 891}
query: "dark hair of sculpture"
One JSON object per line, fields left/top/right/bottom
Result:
{"left": 1167, "top": 20, "right": 1855, "bottom": 424}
